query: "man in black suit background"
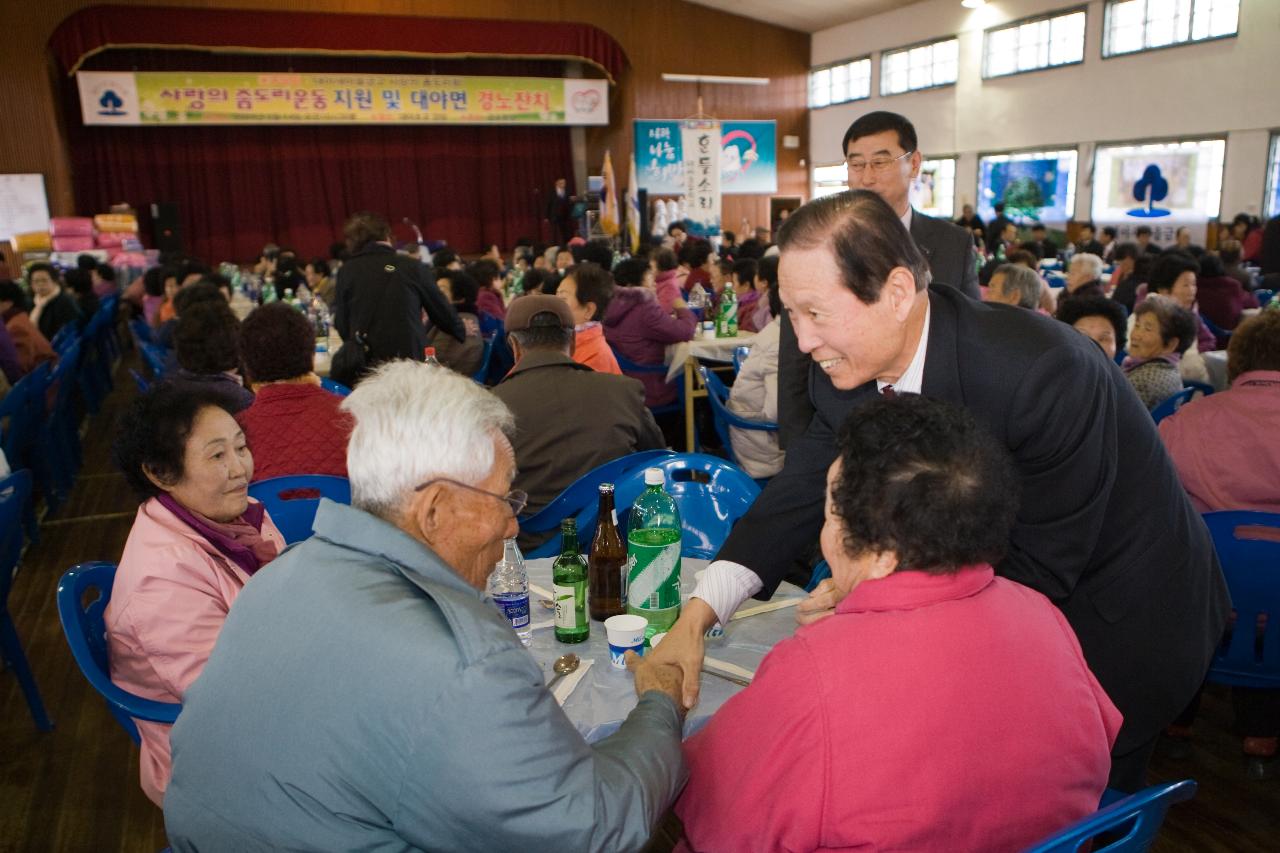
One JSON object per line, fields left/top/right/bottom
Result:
{"left": 777, "top": 112, "right": 979, "bottom": 447}
{"left": 650, "top": 190, "right": 1230, "bottom": 792}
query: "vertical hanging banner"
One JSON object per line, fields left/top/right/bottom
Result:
{"left": 682, "top": 120, "right": 722, "bottom": 238}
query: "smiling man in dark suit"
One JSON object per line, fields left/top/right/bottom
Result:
{"left": 651, "top": 190, "right": 1230, "bottom": 792}
{"left": 778, "top": 111, "right": 979, "bottom": 446}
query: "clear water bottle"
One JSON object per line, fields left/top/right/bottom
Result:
{"left": 489, "top": 538, "right": 532, "bottom": 647}
{"left": 310, "top": 298, "right": 331, "bottom": 354}
{"left": 689, "top": 283, "right": 708, "bottom": 311}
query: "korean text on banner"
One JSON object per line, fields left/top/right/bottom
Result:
{"left": 681, "top": 120, "right": 721, "bottom": 239}
{"left": 77, "top": 71, "right": 608, "bottom": 127}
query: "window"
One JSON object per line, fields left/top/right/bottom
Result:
{"left": 809, "top": 58, "right": 872, "bottom": 108}
{"left": 880, "top": 37, "right": 959, "bottom": 96}
{"left": 984, "top": 9, "right": 1086, "bottom": 78}
{"left": 913, "top": 157, "right": 957, "bottom": 219}
{"left": 977, "top": 149, "right": 1079, "bottom": 226}
{"left": 1103, "top": 0, "right": 1239, "bottom": 57}
{"left": 1090, "top": 138, "right": 1225, "bottom": 243}
{"left": 1266, "top": 134, "right": 1280, "bottom": 219}
{"left": 812, "top": 163, "right": 849, "bottom": 199}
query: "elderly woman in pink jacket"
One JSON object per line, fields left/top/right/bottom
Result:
{"left": 107, "top": 385, "right": 285, "bottom": 805}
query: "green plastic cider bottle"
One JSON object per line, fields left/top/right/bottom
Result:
{"left": 552, "top": 518, "right": 589, "bottom": 643}
{"left": 625, "top": 468, "right": 683, "bottom": 639}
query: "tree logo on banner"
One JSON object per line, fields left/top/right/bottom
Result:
{"left": 1129, "top": 164, "right": 1171, "bottom": 218}
{"left": 98, "top": 90, "right": 126, "bottom": 116}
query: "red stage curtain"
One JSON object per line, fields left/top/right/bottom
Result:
{"left": 65, "top": 52, "right": 577, "bottom": 261}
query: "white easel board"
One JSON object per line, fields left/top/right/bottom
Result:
{"left": 0, "top": 174, "right": 51, "bottom": 242}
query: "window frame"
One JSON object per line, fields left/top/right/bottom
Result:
{"left": 878, "top": 35, "right": 961, "bottom": 97}
{"left": 808, "top": 55, "right": 873, "bottom": 110}
{"left": 1100, "top": 0, "right": 1241, "bottom": 61}
{"left": 1265, "top": 131, "right": 1280, "bottom": 220}
{"left": 913, "top": 155, "right": 959, "bottom": 220}
{"left": 981, "top": 5, "right": 1089, "bottom": 80}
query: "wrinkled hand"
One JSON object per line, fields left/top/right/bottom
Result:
{"left": 796, "top": 578, "right": 839, "bottom": 627}
{"left": 627, "top": 653, "right": 687, "bottom": 719}
{"left": 643, "top": 598, "right": 717, "bottom": 710}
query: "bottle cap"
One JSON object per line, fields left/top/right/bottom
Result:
{"left": 644, "top": 468, "right": 664, "bottom": 486}
{"left": 423, "top": 346, "right": 437, "bottom": 359}
{"left": 599, "top": 482, "right": 614, "bottom": 494}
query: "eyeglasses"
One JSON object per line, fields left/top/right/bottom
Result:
{"left": 414, "top": 478, "right": 528, "bottom": 516}
{"left": 845, "top": 150, "right": 914, "bottom": 175}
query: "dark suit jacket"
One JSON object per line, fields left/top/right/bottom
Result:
{"left": 720, "top": 286, "right": 1230, "bottom": 754}
{"left": 494, "top": 350, "right": 665, "bottom": 551}
{"left": 35, "top": 290, "right": 82, "bottom": 343}
{"left": 778, "top": 208, "right": 979, "bottom": 446}
{"left": 334, "top": 243, "right": 463, "bottom": 366}
{"left": 1077, "top": 239, "right": 1106, "bottom": 258}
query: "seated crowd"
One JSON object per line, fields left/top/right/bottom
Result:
{"left": 23, "top": 165, "right": 1275, "bottom": 850}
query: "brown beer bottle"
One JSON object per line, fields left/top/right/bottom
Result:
{"left": 588, "top": 483, "right": 627, "bottom": 621}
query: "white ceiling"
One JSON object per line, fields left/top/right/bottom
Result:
{"left": 684, "top": 0, "right": 923, "bottom": 33}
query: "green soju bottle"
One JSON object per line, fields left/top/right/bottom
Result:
{"left": 625, "top": 468, "right": 683, "bottom": 639}
{"left": 552, "top": 518, "right": 589, "bottom": 643}
{"left": 715, "top": 285, "right": 739, "bottom": 338}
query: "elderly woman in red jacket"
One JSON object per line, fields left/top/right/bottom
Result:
{"left": 603, "top": 258, "right": 696, "bottom": 407}
{"left": 676, "top": 395, "right": 1121, "bottom": 853}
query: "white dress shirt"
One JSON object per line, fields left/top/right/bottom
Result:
{"left": 691, "top": 296, "right": 933, "bottom": 623}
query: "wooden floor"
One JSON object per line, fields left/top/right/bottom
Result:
{"left": 1, "top": 356, "right": 1277, "bottom": 851}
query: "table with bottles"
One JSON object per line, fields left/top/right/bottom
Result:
{"left": 520, "top": 556, "right": 806, "bottom": 743}
{"left": 665, "top": 330, "right": 758, "bottom": 452}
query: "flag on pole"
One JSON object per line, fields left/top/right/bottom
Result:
{"left": 626, "top": 154, "right": 641, "bottom": 253}
{"left": 600, "top": 150, "right": 620, "bottom": 236}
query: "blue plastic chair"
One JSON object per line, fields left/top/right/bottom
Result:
{"left": 129, "top": 316, "right": 154, "bottom": 347}
{"left": 520, "top": 450, "right": 676, "bottom": 558}
{"left": 732, "top": 345, "right": 751, "bottom": 374}
{"left": 1199, "top": 313, "right": 1232, "bottom": 349}
{"left": 248, "top": 475, "right": 351, "bottom": 544}
{"left": 41, "top": 340, "right": 84, "bottom": 509}
{"left": 0, "top": 470, "right": 52, "bottom": 731}
{"left": 1182, "top": 380, "right": 1214, "bottom": 398}
{"left": 472, "top": 334, "right": 496, "bottom": 385}
{"left": 0, "top": 362, "right": 53, "bottom": 536}
{"left": 476, "top": 313, "right": 515, "bottom": 384}
{"left": 698, "top": 366, "right": 778, "bottom": 480}
{"left": 319, "top": 377, "right": 351, "bottom": 396}
{"left": 1023, "top": 779, "right": 1197, "bottom": 852}
{"left": 805, "top": 560, "right": 831, "bottom": 592}
{"left": 612, "top": 348, "right": 686, "bottom": 418}
{"left": 49, "top": 323, "right": 78, "bottom": 354}
{"left": 607, "top": 454, "right": 761, "bottom": 560}
{"left": 1202, "top": 512, "right": 1280, "bottom": 689}
{"left": 57, "top": 562, "right": 181, "bottom": 743}
{"left": 129, "top": 368, "right": 151, "bottom": 394}
{"left": 140, "top": 342, "right": 171, "bottom": 380}
{"left": 1253, "top": 289, "right": 1274, "bottom": 310}
{"left": 1150, "top": 387, "right": 1197, "bottom": 424}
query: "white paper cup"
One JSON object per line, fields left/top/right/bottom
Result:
{"left": 605, "top": 614, "right": 648, "bottom": 669}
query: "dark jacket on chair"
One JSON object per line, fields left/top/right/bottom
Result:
{"left": 334, "top": 242, "right": 463, "bottom": 367}
{"left": 777, "top": 208, "right": 980, "bottom": 447}
{"left": 35, "top": 291, "right": 82, "bottom": 343}
{"left": 719, "top": 285, "right": 1231, "bottom": 757}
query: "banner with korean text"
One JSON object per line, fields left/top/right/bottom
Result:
{"left": 634, "top": 119, "right": 777, "bottom": 196}
{"left": 681, "top": 120, "right": 722, "bottom": 238}
{"left": 76, "top": 71, "right": 609, "bottom": 126}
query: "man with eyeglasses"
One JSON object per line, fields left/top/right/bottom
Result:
{"left": 165, "top": 360, "right": 689, "bottom": 852}
{"left": 777, "top": 111, "right": 979, "bottom": 448}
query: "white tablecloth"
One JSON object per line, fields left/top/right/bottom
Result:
{"left": 1203, "top": 350, "right": 1228, "bottom": 391}
{"left": 663, "top": 331, "right": 758, "bottom": 383}
{"left": 522, "top": 557, "right": 803, "bottom": 742}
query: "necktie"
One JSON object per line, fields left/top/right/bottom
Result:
{"left": 881, "top": 384, "right": 896, "bottom": 398}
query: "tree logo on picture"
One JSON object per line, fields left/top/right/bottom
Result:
{"left": 1129, "top": 164, "right": 1171, "bottom": 218}
{"left": 98, "top": 90, "right": 126, "bottom": 116}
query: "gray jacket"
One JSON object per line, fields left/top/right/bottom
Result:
{"left": 165, "top": 499, "right": 686, "bottom": 852}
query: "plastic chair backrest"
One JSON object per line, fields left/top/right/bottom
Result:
{"left": 50, "top": 323, "right": 78, "bottom": 354}
{"left": 1199, "top": 312, "right": 1231, "bottom": 346}
{"left": 1150, "top": 387, "right": 1196, "bottom": 423}
{"left": 473, "top": 334, "right": 496, "bottom": 384}
{"left": 1023, "top": 779, "right": 1197, "bottom": 852}
{"left": 130, "top": 369, "right": 151, "bottom": 394}
{"left": 247, "top": 475, "right": 352, "bottom": 544}
{"left": 1203, "top": 511, "right": 1280, "bottom": 688}
{"left": 140, "top": 342, "right": 170, "bottom": 379}
{"left": 1182, "top": 380, "right": 1214, "bottom": 397}
{"left": 519, "top": 450, "right": 676, "bottom": 558}
{"left": 319, "top": 377, "right": 351, "bottom": 396}
{"left": 732, "top": 345, "right": 751, "bottom": 374}
{"left": 607, "top": 453, "right": 760, "bottom": 560}
{"left": 612, "top": 348, "right": 668, "bottom": 375}
{"left": 56, "top": 562, "right": 182, "bottom": 743}
{"left": 129, "top": 317, "right": 153, "bottom": 345}
{"left": 49, "top": 340, "right": 82, "bottom": 413}
{"left": 698, "top": 366, "right": 778, "bottom": 468}
{"left": 0, "top": 470, "right": 32, "bottom": 609}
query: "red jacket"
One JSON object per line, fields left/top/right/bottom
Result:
{"left": 1196, "top": 274, "right": 1258, "bottom": 331}
{"left": 676, "top": 566, "right": 1121, "bottom": 852}
{"left": 603, "top": 286, "right": 696, "bottom": 406}
{"left": 237, "top": 383, "right": 353, "bottom": 482}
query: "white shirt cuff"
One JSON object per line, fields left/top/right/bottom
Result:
{"left": 691, "top": 560, "right": 764, "bottom": 626}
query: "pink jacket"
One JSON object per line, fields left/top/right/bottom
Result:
{"left": 676, "top": 567, "right": 1120, "bottom": 852}
{"left": 106, "top": 498, "right": 284, "bottom": 805}
{"left": 654, "top": 269, "right": 682, "bottom": 313}
{"left": 1158, "top": 370, "right": 1280, "bottom": 513}
{"left": 603, "top": 286, "right": 696, "bottom": 406}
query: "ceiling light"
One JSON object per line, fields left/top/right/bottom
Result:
{"left": 961, "top": 0, "right": 986, "bottom": 8}
{"left": 661, "top": 73, "right": 770, "bottom": 86}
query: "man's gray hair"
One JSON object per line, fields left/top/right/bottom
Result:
{"left": 340, "top": 360, "right": 515, "bottom": 520}
{"left": 995, "top": 264, "right": 1042, "bottom": 310}
{"left": 1070, "top": 252, "right": 1104, "bottom": 281}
